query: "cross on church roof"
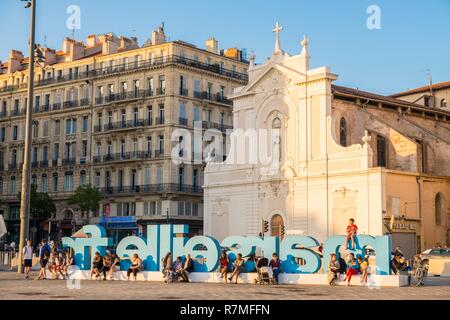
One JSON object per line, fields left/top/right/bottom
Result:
{"left": 273, "top": 22, "right": 283, "bottom": 54}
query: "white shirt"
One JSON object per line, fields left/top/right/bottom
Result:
{"left": 23, "top": 246, "right": 33, "bottom": 260}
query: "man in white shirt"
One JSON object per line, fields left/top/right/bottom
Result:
{"left": 22, "top": 240, "right": 34, "bottom": 279}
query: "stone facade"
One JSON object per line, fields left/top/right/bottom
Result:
{"left": 0, "top": 28, "right": 248, "bottom": 243}
{"left": 204, "top": 28, "right": 450, "bottom": 258}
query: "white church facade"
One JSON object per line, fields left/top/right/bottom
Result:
{"left": 203, "top": 23, "right": 450, "bottom": 256}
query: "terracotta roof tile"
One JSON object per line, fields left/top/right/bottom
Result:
{"left": 391, "top": 80, "right": 450, "bottom": 97}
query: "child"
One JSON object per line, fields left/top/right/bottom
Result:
{"left": 345, "top": 218, "right": 358, "bottom": 250}
{"left": 358, "top": 256, "right": 368, "bottom": 285}
{"left": 327, "top": 253, "right": 340, "bottom": 286}
{"left": 343, "top": 253, "right": 359, "bottom": 286}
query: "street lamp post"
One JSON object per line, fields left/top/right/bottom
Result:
{"left": 17, "top": 0, "right": 36, "bottom": 274}
{"left": 166, "top": 208, "right": 169, "bottom": 224}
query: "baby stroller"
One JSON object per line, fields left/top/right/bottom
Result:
{"left": 163, "top": 269, "right": 179, "bottom": 283}
{"left": 254, "top": 257, "right": 275, "bottom": 285}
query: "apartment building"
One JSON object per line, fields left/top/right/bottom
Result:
{"left": 0, "top": 26, "right": 248, "bottom": 244}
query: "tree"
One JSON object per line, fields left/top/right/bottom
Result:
{"left": 17, "top": 185, "right": 56, "bottom": 220}
{"left": 68, "top": 184, "right": 102, "bottom": 218}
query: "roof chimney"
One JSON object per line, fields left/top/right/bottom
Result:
{"left": 205, "top": 38, "right": 219, "bottom": 54}
{"left": 152, "top": 24, "right": 166, "bottom": 45}
{"left": 8, "top": 50, "right": 24, "bottom": 73}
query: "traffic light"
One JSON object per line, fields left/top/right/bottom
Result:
{"left": 262, "top": 220, "right": 269, "bottom": 233}
{"left": 281, "top": 225, "right": 286, "bottom": 237}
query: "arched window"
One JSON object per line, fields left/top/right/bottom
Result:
{"left": 270, "top": 214, "right": 285, "bottom": 239}
{"left": 376, "top": 135, "right": 387, "bottom": 167}
{"left": 339, "top": 117, "right": 347, "bottom": 147}
{"left": 272, "top": 117, "right": 281, "bottom": 129}
{"left": 441, "top": 99, "right": 448, "bottom": 108}
{"left": 435, "top": 193, "right": 444, "bottom": 226}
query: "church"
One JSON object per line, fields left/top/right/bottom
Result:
{"left": 203, "top": 23, "right": 450, "bottom": 259}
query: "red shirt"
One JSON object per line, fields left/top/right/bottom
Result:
{"left": 219, "top": 258, "right": 229, "bottom": 267}
{"left": 346, "top": 224, "right": 358, "bottom": 234}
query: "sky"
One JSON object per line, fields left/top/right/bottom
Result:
{"left": 0, "top": 0, "right": 449, "bottom": 95}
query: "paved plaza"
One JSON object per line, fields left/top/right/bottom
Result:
{"left": 0, "top": 272, "right": 449, "bottom": 300}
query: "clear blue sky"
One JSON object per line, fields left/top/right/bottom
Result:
{"left": 1, "top": 0, "right": 449, "bottom": 95}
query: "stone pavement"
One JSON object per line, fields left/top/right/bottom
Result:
{"left": 0, "top": 272, "right": 449, "bottom": 300}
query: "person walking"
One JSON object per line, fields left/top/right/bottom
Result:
{"left": 35, "top": 239, "right": 51, "bottom": 280}
{"left": 22, "top": 240, "right": 33, "bottom": 279}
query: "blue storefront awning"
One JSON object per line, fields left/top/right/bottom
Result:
{"left": 99, "top": 216, "right": 138, "bottom": 229}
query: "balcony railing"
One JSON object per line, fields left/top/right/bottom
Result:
{"left": 154, "top": 150, "right": 164, "bottom": 158}
{"left": 94, "top": 119, "right": 145, "bottom": 133}
{"left": 62, "top": 158, "right": 76, "bottom": 166}
{"left": 93, "top": 151, "right": 152, "bottom": 163}
{"left": 40, "top": 160, "right": 49, "bottom": 168}
{"left": 0, "top": 55, "right": 248, "bottom": 95}
{"left": 155, "top": 117, "right": 165, "bottom": 125}
{"left": 156, "top": 87, "right": 165, "bottom": 95}
{"left": 63, "top": 100, "right": 79, "bottom": 109}
{"left": 179, "top": 117, "right": 188, "bottom": 126}
{"left": 201, "top": 121, "right": 232, "bottom": 132}
{"left": 97, "top": 90, "right": 149, "bottom": 105}
{"left": 100, "top": 183, "right": 202, "bottom": 195}
{"left": 179, "top": 88, "right": 188, "bottom": 96}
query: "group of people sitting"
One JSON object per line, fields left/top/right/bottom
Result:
{"left": 34, "top": 239, "right": 76, "bottom": 280}
{"left": 327, "top": 252, "right": 369, "bottom": 286}
{"left": 161, "top": 253, "right": 194, "bottom": 283}
{"left": 90, "top": 251, "right": 122, "bottom": 280}
{"left": 218, "top": 251, "right": 282, "bottom": 284}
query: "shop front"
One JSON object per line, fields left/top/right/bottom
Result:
{"left": 99, "top": 216, "right": 139, "bottom": 247}
{"left": 385, "top": 217, "right": 421, "bottom": 259}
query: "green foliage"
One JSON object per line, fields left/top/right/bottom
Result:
{"left": 68, "top": 184, "right": 102, "bottom": 218}
{"left": 17, "top": 185, "right": 56, "bottom": 220}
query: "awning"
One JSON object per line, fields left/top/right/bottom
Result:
{"left": 99, "top": 216, "right": 138, "bottom": 230}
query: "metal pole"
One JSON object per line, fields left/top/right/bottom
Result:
{"left": 166, "top": 208, "right": 169, "bottom": 224}
{"left": 18, "top": 0, "right": 36, "bottom": 274}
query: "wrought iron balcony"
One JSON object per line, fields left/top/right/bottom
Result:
{"left": 179, "top": 117, "right": 188, "bottom": 126}
{"left": 179, "top": 88, "right": 188, "bottom": 96}
{"left": 94, "top": 151, "right": 152, "bottom": 163}
{"left": 80, "top": 98, "right": 90, "bottom": 106}
{"left": 63, "top": 100, "right": 79, "bottom": 109}
{"left": 99, "top": 90, "right": 147, "bottom": 105}
{"left": 154, "top": 150, "right": 165, "bottom": 158}
{"left": 156, "top": 87, "right": 165, "bottom": 95}
{"left": 0, "top": 55, "right": 248, "bottom": 95}
{"left": 39, "top": 160, "right": 49, "bottom": 168}
{"left": 100, "top": 183, "right": 202, "bottom": 195}
{"left": 155, "top": 117, "right": 165, "bottom": 125}
{"left": 94, "top": 119, "right": 145, "bottom": 133}
{"left": 62, "top": 158, "right": 76, "bottom": 166}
